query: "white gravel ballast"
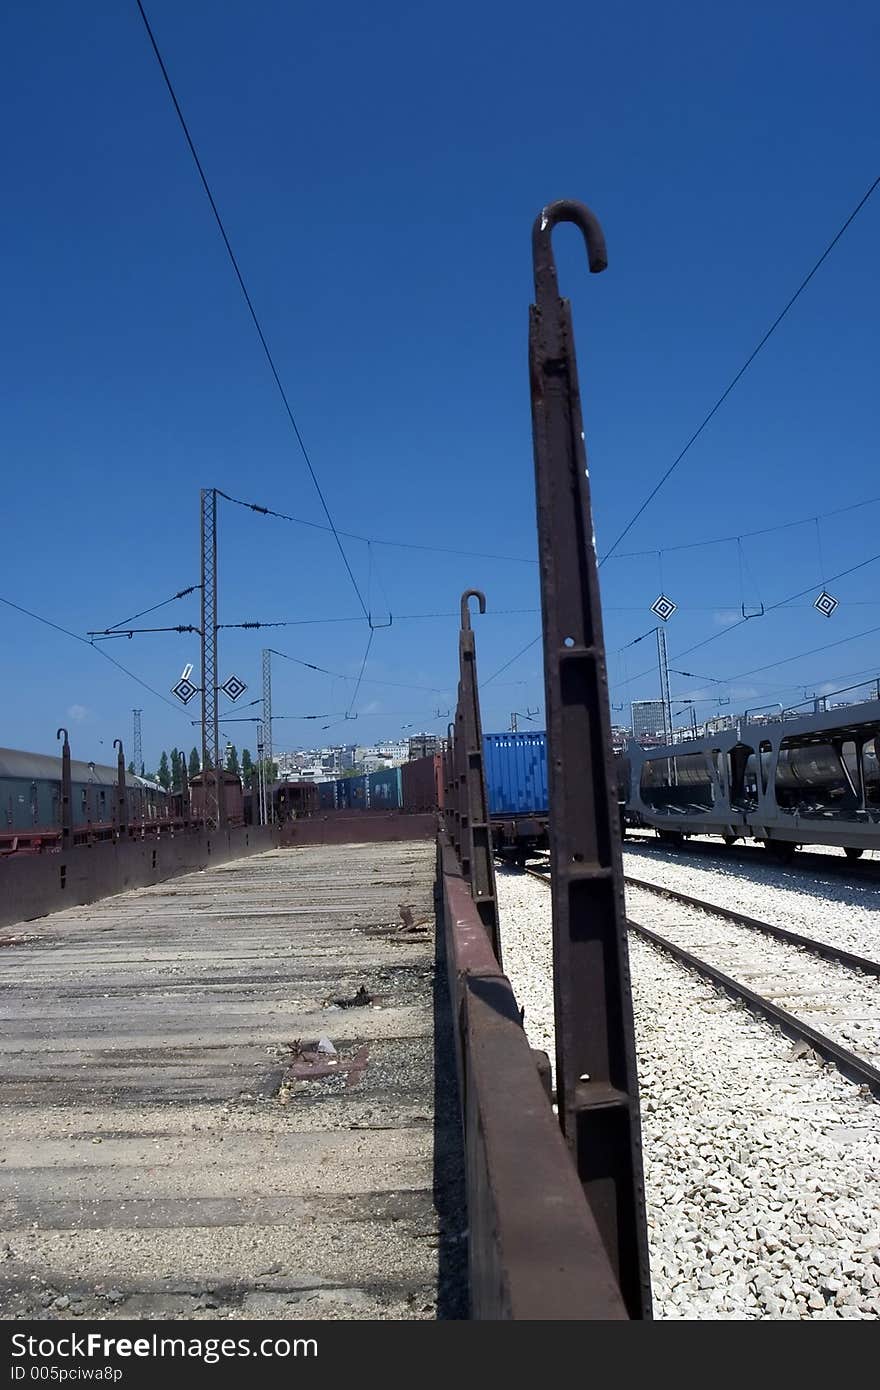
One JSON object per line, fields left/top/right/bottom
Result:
{"left": 495, "top": 867, "right": 880, "bottom": 1320}
{"left": 622, "top": 842, "right": 880, "bottom": 964}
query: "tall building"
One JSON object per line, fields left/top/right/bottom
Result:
{"left": 630, "top": 700, "right": 666, "bottom": 744}
{"left": 408, "top": 733, "right": 440, "bottom": 760}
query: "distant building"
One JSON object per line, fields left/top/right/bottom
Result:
{"left": 631, "top": 700, "right": 666, "bottom": 744}
{"left": 408, "top": 733, "right": 440, "bottom": 761}
{"left": 610, "top": 725, "right": 630, "bottom": 754}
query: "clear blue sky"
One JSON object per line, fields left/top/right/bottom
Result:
{"left": 2, "top": 0, "right": 878, "bottom": 769}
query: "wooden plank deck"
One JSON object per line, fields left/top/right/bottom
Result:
{"left": 0, "top": 841, "right": 466, "bottom": 1320}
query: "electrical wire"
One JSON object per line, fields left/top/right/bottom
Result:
{"left": 482, "top": 634, "right": 542, "bottom": 686}
{"left": 346, "top": 629, "right": 374, "bottom": 716}
{"left": 606, "top": 492, "right": 880, "bottom": 561}
{"left": 268, "top": 646, "right": 449, "bottom": 693}
{"left": 221, "top": 606, "right": 541, "bottom": 631}
{"left": 134, "top": 0, "right": 370, "bottom": 620}
{"left": 612, "top": 546, "right": 880, "bottom": 689}
{"left": 599, "top": 173, "right": 880, "bottom": 565}
{"left": 104, "top": 584, "right": 200, "bottom": 631}
{"left": 216, "top": 489, "right": 537, "bottom": 566}
{"left": 0, "top": 594, "right": 190, "bottom": 717}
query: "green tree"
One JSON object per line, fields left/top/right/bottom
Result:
{"left": 225, "top": 744, "right": 240, "bottom": 775}
{"left": 188, "top": 748, "right": 201, "bottom": 780}
{"left": 157, "top": 751, "right": 171, "bottom": 790}
{"left": 170, "top": 748, "right": 182, "bottom": 791}
{"left": 241, "top": 748, "right": 253, "bottom": 779}
{"left": 127, "top": 760, "right": 135, "bottom": 775}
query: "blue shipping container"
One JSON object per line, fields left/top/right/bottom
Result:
{"left": 483, "top": 732, "right": 548, "bottom": 816}
{"left": 367, "top": 766, "right": 402, "bottom": 809}
{"left": 349, "top": 774, "right": 368, "bottom": 809}
{"left": 318, "top": 780, "right": 337, "bottom": 810}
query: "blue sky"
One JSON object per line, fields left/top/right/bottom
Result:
{"left": 2, "top": 0, "right": 878, "bottom": 769}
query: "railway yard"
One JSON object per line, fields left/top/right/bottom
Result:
{"left": 498, "top": 841, "right": 880, "bottom": 1319}
{"left": 3, "top": 192, "right": 879, "bottom": 1323}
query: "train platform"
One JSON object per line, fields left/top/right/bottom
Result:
{"left": 0, "top": 839, "right": 467, "bottom": 1321}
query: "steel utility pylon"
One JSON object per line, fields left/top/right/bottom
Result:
{"left": 200, "top": 488, "right": 222, "bottom": 828}
{"left": 262, "top": 648, "right": 273, "bottom": 823}
{"left": 132, "top": 710, "right": 143, "bottom": 776}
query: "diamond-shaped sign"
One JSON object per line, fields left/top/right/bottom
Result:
{"left": 814, "top": 591, "right": 839, "bottom": 619}
{"left": 171, "top": 677, "right": 198, "bottom": 705}
{"left": 651, "top": 594, "right": 677, "bottom": 622}
{"left": 220, "top": 674, "right": 247, "bottom": 702}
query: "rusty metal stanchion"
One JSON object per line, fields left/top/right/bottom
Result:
{"left": 113, "top": 738, "right": 128, "bottom": 839}
{"left": 529, "top": 199, "right": 652, "bottom": 1318}
{"left": 454, "top": 590, "right": 501, "bottom": 961}
{"left": 445, "top": 720, "right": 459, "bottom": 859}
{"left": 56, "top": 727, "right": 72, "bottom": 852}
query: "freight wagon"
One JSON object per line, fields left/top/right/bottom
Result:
{"left": 482, "top": 731, "right": 550, "bottom": 863}
{"left": 272, "top": 780, "right": 319, "bottom": 822}
{"left": 188, "top": 770, "right": 244, "bottom": 826}
{"left": 296, "top": 754, "right": 441, "bottom": 819}
{"left": 0, "top": 746, "right": 174, "bottom": 852}
{"left": 367, "top": 767, "right": 402, "bottom": 809}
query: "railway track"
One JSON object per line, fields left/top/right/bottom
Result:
{"left": 511, "top": 858, "right": 880, "bottom": 1098}
{"left": 624, "top": 833, "right": 880, "bottom": 884}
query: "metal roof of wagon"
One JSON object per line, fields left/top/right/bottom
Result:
{"left": 0, "top": 747, "right": 145, "bottom": 787}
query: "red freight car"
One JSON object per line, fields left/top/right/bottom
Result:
{"left": 401, "top": 753, "right": 442, "bottom": 813}
{"left": 188, "top": 771, "right": 244, "bottom": 825}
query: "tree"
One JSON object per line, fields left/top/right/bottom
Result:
{"left": 188, "top": 748, "right": 201, "bottom": 780}
{"left": 170, "top": 748, "right": 182, "bottom": 791}
{"left": 157, "top": 751, "right": 171, "bottom": 790}
{"left": 225, "top": 744, "right": 240, "bottom": 775}
{"left": 127, "top": 760, "right": 135, "bottom": 775}
{"left": 241, "top": 749, "right": 253, "bottom": 779}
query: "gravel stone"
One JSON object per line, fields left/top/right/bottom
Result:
{"left": 496, "top": 866, "right": 880, "bottom": 1320}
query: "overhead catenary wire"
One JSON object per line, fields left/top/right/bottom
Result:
{"left": 599, "top": 173, "right": 880, "bottom": 565}
{"left": 268, "top": 646, "right": 449, "bottom": 693}
{"left": 216, "top": 489, "right": 538, "bottom": 567}
{"left": 345, "top": 629, "right": 374, "bottom": 716}
{"left": 0, "top": 594, "right": 192, "bottom": 718}
{"left": 104, "top": 584, "right": 201, "bottom": 632}
{"left": 134, "top": 1, "right": 370, "bottom": 620}
{"left": 612, "top": 546, "right": 880, "bottom": 690}
{"left": 606, "top": 491, "right": 880, "bottom": 561}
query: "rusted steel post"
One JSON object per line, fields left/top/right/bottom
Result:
{"left": 180, "top": 753, "right": 190, "bottom": 824}
{"left": 113, "top": 738, "right": 128, "bottom": 838}
{"left": 445, "top": 721, "right": 459, "bottom": 858}
{"left": 456, "top": 590, "right": 501, "bottom": 961}
{"left": 56, "top": 727, "right": 72, "bottom": 852}
{"left": 529, "top": 199, "right": 652, "bottom": 1318}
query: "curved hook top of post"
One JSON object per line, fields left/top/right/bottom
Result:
{"left": 532, "top": 199, "right": 607, "bottom": 305}
{"left": 460, "top": 589, "right": 487, "bottom": 631}
{"left": 56, "top": 727, "right": 69, "bottom": 746}
{"left": 113, "top": 738, "right": 123, "bottom": 753}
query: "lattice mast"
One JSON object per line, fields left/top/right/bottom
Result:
{"left": 132, "top": 710, "right": 143, "bottom": 776}
{"left": 262, "top": 648, "right": 273, "bottom": 823}
{"left": 199, "top": 488, "right": 223, "bottom": 828}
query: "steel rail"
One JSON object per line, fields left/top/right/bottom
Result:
{"left": 623, "top": 873, "right": 880, "bottom": 977}
{"left": 625, "top": 835, "right": 880, "bottom": 884}
{"left": 512, "top": 862, "right": 880, "bottom": 1098}
{"left": 626, "top": 920, "right": 880, "bottom": 1099}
